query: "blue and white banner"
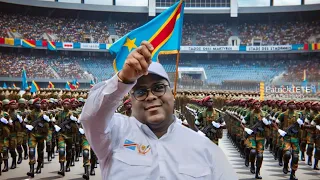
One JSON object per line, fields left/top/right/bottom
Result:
{"left": 246, "top": 45, "right": 292, "bottom": 52}
{"left": 80, "top": 43, "right": 100, "bottom": 49}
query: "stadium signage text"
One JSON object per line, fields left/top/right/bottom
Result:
{"left": 80, "top": 43, "right": 100, "bottom": 49}
{"left": 181, "top": 46, "right": 238, "bottom": 51}
{"left": 246, "top": 45, "right": 292, "bottom": 52}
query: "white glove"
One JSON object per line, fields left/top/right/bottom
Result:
{"left": 305, "top": 118, "right": 310, "bottom": 124}
{"left": 212, "top": 122, "right": 220, "bottom": 128}
{"left": 70, "top": 115, "right": 77, "bottom": 122}
{"left": 244, "top": 128, "right": 253, "bottom": 135}
{"left": 23, "top": 118, "right": 28, "bottom": 123}
{"left": 54, "top": 125, "right": 61, "bottom": 132}
{"left": 262, "top": 117, "right": 269, "bottom": 125}
{"left": 77, "top": 119, "right": 80, "bottom": 124}
{"left": 278, "top": 129, "right": 287, "bottom": 137}
{"left": 221, "top": 121, "right": 226, "bottom": 126}
{"left": 9, "top": 119, "right": 13, "bottom": 123}
{"left": 241, "top": 119, "right": 246, "bottom": 124}
{"left": 297, "top": 118, "right": 303, "bottom": 126}
{"left": 1, "top": 117, "right": 9, "bottom": 124}
{"left": 316, "top": 125, "right": 320, "bottom": 131}
{"left": 195, "top": 119, "right": 200, "bottom": 126}
{"left": 276, "top": 119, "right": 280, "bottom": 124}
{"left": 268, "top": 120, "right": 272, "bottom": 125}
{"left": 182, "top": 119, "right": 188, "bottom": 125}
{"left": 311, "top": 120, "right": 316, "bottom": 126}
{"left": 17, "top": 114, "right": 23, "bottom": 123}
{"left": 240, "top": 115, "right": 244, "bottom": 119}
{"left": 43, "top": 115, "right": 50, "bottom": 122}
{"left": 26, "top": 125, "right": 34, "bottom": 131}
{"left": 51, "top": 117, "right": 56, "bottom": 122}
{"left": 197, "top": 130, "right": 206, "bottom": 137}
{"left": 79, "top": 128, "right": 85, "bottom": 134}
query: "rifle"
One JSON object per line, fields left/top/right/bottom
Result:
{"left": 59, "top": 119, "right": 72, "bottom": 132}
{"left": 284, "top": 122, "right": 299, "bottom": 137}
{"left": 244, "top": 120, "right": 265, "bottom": 139}
{"left": 201, "top": 115, "right": 225, "bottom": 139}
{"left": 30, "top": 115, "right": 44, "bottom": 132}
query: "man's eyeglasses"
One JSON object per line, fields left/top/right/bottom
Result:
{"left": 131, "top": 83, "right": 169, "bottom": 101}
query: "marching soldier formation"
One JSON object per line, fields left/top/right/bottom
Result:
{"left": 0, "top": 87, "right": 319, "bottom": 180}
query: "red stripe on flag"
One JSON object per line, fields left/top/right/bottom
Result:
{"left": 42, "top": 41, "right": 48, "bottom": 47}
{"left": 0, "top": 37, "right": 4, "bottom": 44}
{"left": 303, "top": 44, "right": 309, "bottom": 50}
{"left": 150, "top": 3, "right": 182, "bottom": 50}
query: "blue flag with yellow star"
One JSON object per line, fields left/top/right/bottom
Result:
{"left": 109, "top": 0, "right": 185, "bottom": 72}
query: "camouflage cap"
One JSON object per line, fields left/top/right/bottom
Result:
{"left": 2, "top": 99, "right": 10, "bottom": 105}
{"left": 28, "top": 99, "right": 34, "bottom": 105}
{"left": 18, "top": 98, "right": 26, "bottom": 104}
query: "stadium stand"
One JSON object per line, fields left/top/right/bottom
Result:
{"left": 1, "top": 12, "right": 319, "bottom": 45}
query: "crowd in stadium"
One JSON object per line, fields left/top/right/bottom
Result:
{"left": 1, "top": 12, "right": 319, "bottom": 46}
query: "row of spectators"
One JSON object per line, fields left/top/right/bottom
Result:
{"left": 1, "top": 53, "right": 318, "bottom": 84}
{"left": 1, "top": 12, "right": 319, "bottom": 45}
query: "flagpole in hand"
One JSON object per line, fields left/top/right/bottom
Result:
{"left": 173, "top": 51, "right": 180, "bottom": 98}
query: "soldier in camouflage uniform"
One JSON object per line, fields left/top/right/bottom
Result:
{"left": 47, "top": 98, "right": 58, "bottom": 160}
{"left": 299, "top": 101, "right": 311, "bottom": 161}
{"left": 0, "top": 100, "right": 11, "bottom": 175}
{"left": 25, "top": 98, "right": 50, "bottom": 177}
{"left": 242, "top": 100, "right": 269, "bottom": 179}
{"left": 275, "top": 100, "right": 302, "bottom": 180}
{"left": 16, "top": 98, "right": 28, "bottom": 164}
{"left": 55, "top": 98, "right": 79, "bottom": 176}
{"left": 310, "top": 103, "right": 320, "bottom": 170}
{"left": 197, "top": 96, "right": 224, "bottom": 145}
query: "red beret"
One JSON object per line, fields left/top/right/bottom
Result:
{"left": 252, "top": 100, "right": 260, "bottom": 104}
{"left": 124, "top": 99, "right": 131, "bottom": 105}
{"left": 41, "top": 99, "right": 48, "bottom": 104}
{"left": 279, "top": 101, "right": 287, "bottom": 106}
{"left": 311, "top": 101, "right": 319, "bottom": 106}
{"left": 70, "top": 98, "right": 77, "bottom": 103}
{"left": 33, "top": 98, "right": 41, "bottom": 104}
{"left": 8, "top": 100, "right": 16, "bottom": 105}
{"left": 295, "top": 101, "right": 302, "bottom": 105}
{"left": 202, "top": 96, "right": 211, "bottom": 103}
{"left": 304, "top": 101, "right": 311, "bottom": 105}
{"left": 62, "top": 98, "right": 70, "bottom": 104}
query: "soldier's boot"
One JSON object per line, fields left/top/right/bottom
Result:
{"left": 283, "top": 151, "right": 291, "bottom": 174}
{"left": 269, "top": 140, "right": 273, "bottom": 153}
{"left": 245, "top": 148, "right": 250, "bottom": 167}
{"left": 41, "top": 161, "right": 44, "bottom": 168}
{"left": 265, "top": 139, "right": 269, "bottom": 150}
{"left": 66, "top": 161, "right": 71, "bottom": 172}
{"left": 17, "top": 153, "right": 23, "bottom": 164}
{"left": 2, "top": 160, "right": 8, "bottom": 172}
{"left": 278, "top": 148, "right": 283, "bottom": 166}
{"left": 307, "top": 144, "right": 314, "bottom": 166}
{"left": 10, "top": 151, "right": 17, "bottom": 169}
{"left": 90, "top": 164, "right": 95, "bottom": 176}
{"left": 23, "top": 145, "right": 28, "bottom": 160}
{"left": 51, "top": 145, "right": 55, "bottom": 159}
{"left": 289, "top": 170, "right": 298, "bottom": 180}
{"left": 94, "top": 161, "right": 98, "bottom": 168}
{"left": 255, "top": 153, "right": 263, "bottom": 179}
{"left": 314, "top": 159, "right": 319, "bottom": 170}
{"left": 36, "top": 162, "right": 42, "bottom": 174}
{"left": 0, "top": 163, "right": 2, "bottom": 176}
{"left": 58, "top": 162, "right": 65, "bottom": 176}
{"left": 300, "top": 151, "right": 305, "bottom": 161}
{"left": 75, "top": 149, "right": 80, "bottom": 162}
{"left": 71, "top": 156, "right": 75, "bottom": 166}
{"left": 274, "top": 147, "right": 278, "bottom": 160}
{"left": 82, "top": 165, "right": 90, "bottom": 180}
{"left": 79, "top": 146, "right": 83, "bottom": 157}
{"left": 27, "top": 164, "right": 35, "bottom": 178}
{"left": 250, "top": 149, "right": 256, "bottom": 174}
{"left": 48, "top": 151, "right": 52, "bottom": 162}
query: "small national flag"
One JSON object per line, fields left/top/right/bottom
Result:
{"left": 48, "top": 81, "right": 55, "bottom": 88}
{"left": 90, "top": 79, "right": 95, "bottom": 88}
{"left": 21, "top": 68, "right": 28, "bottom": 90}
{"left": 110, "top": 0, "right": 185, "bottom": 72}
{"left": 30, "top": 80, "right": 40, "bottom": 93}
{"left": 3, "top": 82, "right": 8, "bottom": 88}
{"left": 21, "top": 39, "right": 36, "bottom": 48}
{"left": 47, "top": 41, "right": 57, "bottom": 51}
{"left": 12, "top": 83, "right": 17, "bottom": 88}
{"left": 65, "top": 82, "right": 71, "bottom": 90}
{"left": 123, "top": 139, "right": 138, "bottom": 151}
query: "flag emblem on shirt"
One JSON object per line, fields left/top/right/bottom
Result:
{"left": 123, "top": 139, "right": 138, "bottom": 151}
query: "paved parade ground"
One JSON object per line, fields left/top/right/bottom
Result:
{"left": 1, "top": 130, "right": 320, "bottom": 180}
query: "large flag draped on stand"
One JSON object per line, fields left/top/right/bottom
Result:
{"left": 30, "top": 81, "right": 40, "bottom": 93}
{"left": 21, "top": 68, "right": 28, "bottom": 90}
{"left": 109, "top": 0, "right": 185, "bottom": 72}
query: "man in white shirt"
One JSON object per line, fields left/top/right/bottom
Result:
{"left": 80, "top": 41, "right": 238, "bottom": 180}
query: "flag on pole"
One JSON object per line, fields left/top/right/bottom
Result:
{"left": 3, "top": 82, "right": 7, "bottom": 88}
{"left": 47, "top": 41, "right": 57, "bottom": 51}
{"left": 12, "top": 83, "right": 17, "bottom": 88}
{"left": 48, "top": 81, "right": 55, "bottom": 88}
{"left": 109, "top": 0, "right": 185, "bottom": 72}
{"left": 90, "top": 79, "right": 95, "bottom": 88}
{"left": 21, "top": 68, "right": 28, "bottom": 90}
{"left": 30, "top": 81, "right": 40, "bottom": 93}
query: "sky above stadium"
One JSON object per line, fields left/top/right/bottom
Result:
{"left": 116, "top": 0, "right": 320, "bottom": 6}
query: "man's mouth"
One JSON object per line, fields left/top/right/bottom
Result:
{"left": 145, "top": 105, "right": 161, "bottom": 111}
